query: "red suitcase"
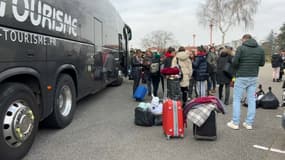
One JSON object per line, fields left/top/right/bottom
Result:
{"left": 162, "top": 99, "right": 184, "bottom": 139}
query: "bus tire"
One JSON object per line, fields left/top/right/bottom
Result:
{"left": 0, "top": 83, "right": 39, "bottom": 160}
{"left": 44, "top": 74, "right": 76, "bottom": 129}
{"left": 110, "top": 77, "right": 123, "bottom": 86}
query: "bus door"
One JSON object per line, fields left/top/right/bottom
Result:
{"left": 122, "top": 25, "right": 132, "bottom": 77}
{"left": 101, "top": 33, "right": 124, "bottom": 84}
{"left": 101, "top": 34, "right": 124, "bottom": 83}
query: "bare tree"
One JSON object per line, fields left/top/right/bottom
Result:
{"left": 197, "top": 0, "right": 261, "bottom": 45}
{"left": 141, "top": 30, "right": 177, "bottom": 50}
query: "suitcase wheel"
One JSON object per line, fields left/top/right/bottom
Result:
{"left": 180, "top": 134, "right": 184, "bottom": 139}
{"left": 166, "top": 135, "right": 171, "bottom": 140}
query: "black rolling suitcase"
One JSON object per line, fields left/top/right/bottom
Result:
{"left": 193, "top": 111, "right": 217, "bottom": 140}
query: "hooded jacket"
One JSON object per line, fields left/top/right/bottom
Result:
{"left": 171, "top": 51, "right": 192, "bottom": 87}
{"left": 232, "top": 38, "right": 265, "bottom": 77}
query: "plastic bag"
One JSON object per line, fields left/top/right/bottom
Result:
{"left": 150, "top": 96, "right": 162, "bottom": 115}
{"left": 259, "top": 87, "right": 279, "bottom": 109}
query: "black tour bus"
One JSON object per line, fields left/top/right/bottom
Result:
{"left": 0, "top": 0, "right": 132, "bottom": 159}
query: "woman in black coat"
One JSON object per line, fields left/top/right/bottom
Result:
{"left": 216, "top": 49, "right": 233, "bottom": 105}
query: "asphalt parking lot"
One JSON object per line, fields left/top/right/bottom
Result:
{"left": 24, "top": 63, "right": 285, "bottom": 160}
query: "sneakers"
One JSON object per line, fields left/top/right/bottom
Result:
{"left": 227, "top": 121, "right": 239, "bottom": 130}
{"left": 242, "top": 122, "right": 253, "bottom": 130}
{"left": 227, "top": 121, "right": 253, "bottom": 130}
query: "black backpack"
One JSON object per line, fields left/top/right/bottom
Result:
{"left": 259, "top": 87, "right": 279, "bottom": 109}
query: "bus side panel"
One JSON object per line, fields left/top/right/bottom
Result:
{"left": 46, "top": 38, "right": 103, "bottom": 99}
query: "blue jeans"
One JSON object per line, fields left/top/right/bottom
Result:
{"left": 232, "top": 77, "right": 258, "bottom": 125}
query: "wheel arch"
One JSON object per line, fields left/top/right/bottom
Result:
{"left": 0, "top": 67, "right": 42, "bottom": 118}
{"left": 55, "top": 64, "right": 78, "bottom": 97}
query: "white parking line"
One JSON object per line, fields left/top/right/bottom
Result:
{"left": 276, "top": 115, "right": 282, "bottom": 118}
{"left": 253, "top": 145, "right": 269, "bottom": 151}
{"left": 253, "top": 145, "right": 285, "bottom": 154}
{"left": 270, "top": 148, "right": 285, "bottom": 154}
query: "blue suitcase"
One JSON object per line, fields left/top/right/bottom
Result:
{"left": 133, "top": 85, "right": 147, "bottom": 101}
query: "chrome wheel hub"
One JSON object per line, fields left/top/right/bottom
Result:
{"left": 58, "top": 85, "right": 72, "bottom": 117}
{"left": 3, "top": 101, "right": 34, "bottom": 148}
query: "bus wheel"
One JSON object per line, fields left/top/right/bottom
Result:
{"left": 110, "top": 70, "right": 123, "bottom": 86}
{"left": 45, "top": 74, "right": 76, "bottom": 128}
{"left": 0, "top": 83, "right": 39, "bottom": 160}
{"left": 110, "top": 77, "right": 123, "bottom": 86}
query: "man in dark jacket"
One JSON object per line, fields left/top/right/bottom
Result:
{"left": 271, "top": 51, "right": 283, "bottom": 82}
{"left": 227, "top": 34, "right": 265, "bottom": 130}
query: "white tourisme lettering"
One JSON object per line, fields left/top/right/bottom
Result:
{"left": 0, "top": 0, "right": 6, "bottom": 17}
{"left": 1, "top": 27, "right": 57, "bottom": 46}
{"left": 0, "top": 0, "right": 78, "bottom": 37}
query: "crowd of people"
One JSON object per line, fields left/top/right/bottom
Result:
{"left": 130, "top": 34, "right": 266, "bottom": 130}
{"left": 130, "top": 43, "right": 235, "bottom": 105}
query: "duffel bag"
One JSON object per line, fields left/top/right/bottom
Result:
{"left": 134, "top": 107, "right": 154, "bottom": 126}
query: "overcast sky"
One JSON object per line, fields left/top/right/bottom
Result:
{"left": 109, "top": 0, "right": 285, "bottom": 49}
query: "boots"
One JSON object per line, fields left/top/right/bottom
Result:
{"left": 224, "top": 84, "right": 230, "bottom": 105}
{"left": 218, "top": 85, "right": 223, "bottom": 100}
